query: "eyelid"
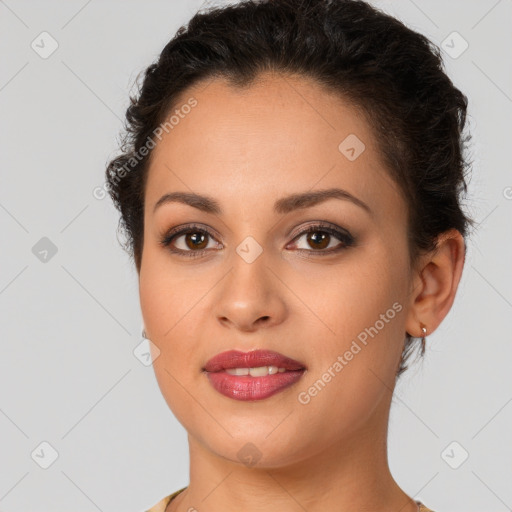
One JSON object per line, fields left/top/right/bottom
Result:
{"left": 160, "top": 222, "right": 221, "bottom": 243}
{"left": 287, "top": 220, "right": 350, "bottom": 240}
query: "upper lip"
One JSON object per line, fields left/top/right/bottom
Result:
{"left": 203, "top": 349, "right": 306, "bottom": 372}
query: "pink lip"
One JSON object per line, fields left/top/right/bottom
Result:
{"left": 204, "top": 349, "right": 306, "bottom": 372}
{"left": 203, "top": 349, "right": 306, "bottom": 401}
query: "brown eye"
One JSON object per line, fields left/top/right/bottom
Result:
{"left": 306, "top": 231, "right": 330, "bottom": 250}
{"left": 160, "top": 224, "right": 220, "bottom": 257}
{"left": 290, "top": 223, "right": 355, "bottom": 255}
{"left": 183, "top": 231, "right": 209, "bottom": 250}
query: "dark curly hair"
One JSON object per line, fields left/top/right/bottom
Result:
{"left": 105, "top": 0, "right": 474, "bottom": 378}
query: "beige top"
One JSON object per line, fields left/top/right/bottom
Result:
{"left": 145, "top": 487, "right": 437, "bottom": 512}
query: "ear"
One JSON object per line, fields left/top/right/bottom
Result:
{"left": 405, "top": 228, "right": 466, "bottom": 338}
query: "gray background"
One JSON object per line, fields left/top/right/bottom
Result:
{"left": 1, "top": 0, "right": 511, "bottom": 510}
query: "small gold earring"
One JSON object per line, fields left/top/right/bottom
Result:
{"left": 420, "top": 323, "right": 427, "bottom": 344}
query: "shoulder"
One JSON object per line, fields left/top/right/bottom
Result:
{"left": 145, "top": 491, "right": 435, "bottom": 512}
{"left": 145, "top": 487, "right": 187, "bottom": 512}
{"left": 417, "top": 502, "right": 437, "bottom": 512}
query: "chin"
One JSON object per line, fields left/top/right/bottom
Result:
{"left": 195, "top": 426, "right": 314, "bottom": 469}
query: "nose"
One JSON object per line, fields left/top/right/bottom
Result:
{"left": 214, "top": 256, "right": 288, "bottom": 333}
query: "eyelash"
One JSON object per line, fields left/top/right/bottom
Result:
{"left": 159, "top": 221, "right": 355, "bottom": 259}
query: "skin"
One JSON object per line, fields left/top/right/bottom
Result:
{"left": 138, "top": 71, "right": 465, "bottom": 512}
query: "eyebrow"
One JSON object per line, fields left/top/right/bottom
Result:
{"left": 153, "top": 187, "right": 372, "bottom": 216}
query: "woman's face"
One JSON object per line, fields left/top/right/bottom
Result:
{"left": 139, "top": 72, "right": 417, "bottom": 466}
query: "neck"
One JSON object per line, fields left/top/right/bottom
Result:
{"left": 168, "top": 397, "right": 417, "bottom": 512}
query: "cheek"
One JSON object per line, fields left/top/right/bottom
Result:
{"left": 139, "top": 246, "right": 204, "bottom": 340}
{"left": 138, "top": 248, "right": 214, "bottom": 393}
{"left": 299, "top": 247, "right": 405, "bottom": 353}
{"left": 139, "top": 262, "right": 203, "bottom": 424}
{"left": 295, "top": 244, "right": 408, "bottom": 405}
{"left": 289, "top": 292, "right": 405, "bottom": 444}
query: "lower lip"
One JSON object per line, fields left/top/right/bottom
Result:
{"left": 205, "top": 370, "right": 305, "bottom": 401}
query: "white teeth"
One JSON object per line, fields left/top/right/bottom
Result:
{"left": 225, "top": 366, "right": 287, "bottom": 376}
{"left": 249, "top": 366, "right": 269, "bottom": 377}
{"left": 225, "top": 367, "right": 250, "bottom": 376}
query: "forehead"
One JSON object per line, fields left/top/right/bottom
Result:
{"left": 145, "top": 72, "right": 402, "bottom": 220}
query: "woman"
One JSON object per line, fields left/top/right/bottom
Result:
{"left": 105, "top": 0, "right": 473, "bottom": 510}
